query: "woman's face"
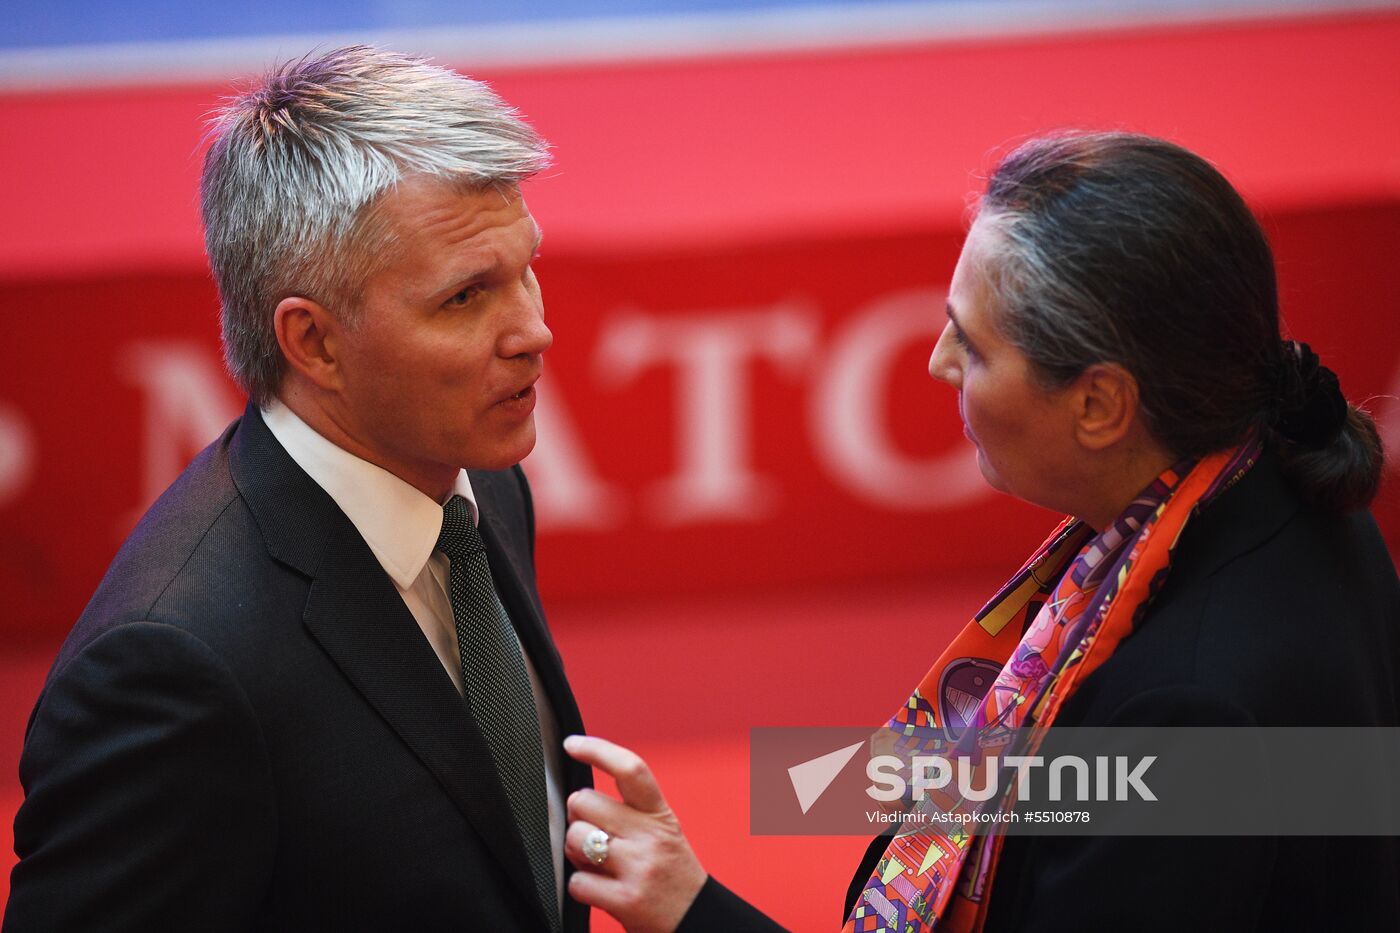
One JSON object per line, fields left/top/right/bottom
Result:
{"left": 929, "top": 219, "right": 1080, "bottom": 512}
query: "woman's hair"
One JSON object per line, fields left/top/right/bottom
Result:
{"left": 974, "top": 130, "right": 1382, "bottom": 512}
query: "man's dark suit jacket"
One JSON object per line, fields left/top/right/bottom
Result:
{"left": 4, "top": 405, "right": 591, "bottom": 932}
{"left": 677, "top": 452, "right": 1400, "bottom": 932}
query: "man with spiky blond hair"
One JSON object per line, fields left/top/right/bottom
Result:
{"left": 5, "top": 47, "right": 588, "bottom": 932}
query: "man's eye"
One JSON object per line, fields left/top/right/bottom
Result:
{"left": 446, "top": 285, "right": 485, "bottom": 307}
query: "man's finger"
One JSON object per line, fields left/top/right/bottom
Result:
{"left": 563, "top": 735, "right": 667, "bottom": 812}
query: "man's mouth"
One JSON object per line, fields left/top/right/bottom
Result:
{"left": 496, "top": 381, "right": 538, "bottom": 407}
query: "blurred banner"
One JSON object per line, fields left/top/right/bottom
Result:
{"left": 1, "top": 7, "right": 1398, "bottom": 638}
{"left": 5, "top": 1, "right": 1393, "bottom": 85}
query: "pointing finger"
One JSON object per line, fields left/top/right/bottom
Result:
{"left": 563, "top": 735, "right": 668, "bottom": 813}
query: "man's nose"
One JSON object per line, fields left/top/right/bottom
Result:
{"left": 502, "top": 289, "right": 553, "bottom": 358}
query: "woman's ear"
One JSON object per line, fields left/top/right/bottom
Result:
{"left": 273, "top": 296, "right": 344, "bottom": 392}
{"left": 1072, "top": 362, "right": 1141, "bottom": 451}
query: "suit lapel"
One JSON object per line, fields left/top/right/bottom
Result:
{"left": 230, "top": 405, "right": 552, "bottom": 928}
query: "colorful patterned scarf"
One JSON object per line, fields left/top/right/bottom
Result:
{"left": 844, "top": 439, "right": 1260, "bottom": 933}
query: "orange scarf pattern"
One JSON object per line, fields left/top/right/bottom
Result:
{"left": 844, "top": 440, "right": 1259, "bottom": 933}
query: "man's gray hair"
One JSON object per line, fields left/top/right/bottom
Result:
{"left": 201, "top": 45, "right": 551, "bottom": 406}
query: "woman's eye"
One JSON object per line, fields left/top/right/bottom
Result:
{"left": 951, "top": 327, "right": 979, "bottom": 361}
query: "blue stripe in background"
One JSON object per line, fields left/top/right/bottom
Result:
{"left": 4, "top": 0, "right": 983, "bottom": 49}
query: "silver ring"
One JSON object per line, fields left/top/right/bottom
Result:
{"left": 582, "top": 828, "right": 611, "bottom": 866}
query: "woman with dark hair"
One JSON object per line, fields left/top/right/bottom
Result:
{"left": 560, "top": 132, "right": 1400, "bottom": 932}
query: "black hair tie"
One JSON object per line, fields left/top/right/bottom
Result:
{"left": 1273, "top": 340, "right": 1348, "bottom": 449}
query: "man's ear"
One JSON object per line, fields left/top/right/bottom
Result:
{"left": 273, "top": 296, "right": 344, "bottom": 391}
{"left": 1072, "top": 362, "right": 1141, "bottom": 451}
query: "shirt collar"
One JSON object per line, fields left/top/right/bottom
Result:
{"left": 261, "top": 399, "right": 477, "bottom": 589}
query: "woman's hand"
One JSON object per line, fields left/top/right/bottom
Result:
{"left": 563, "top": 735, "right": 708, "bottom": 933}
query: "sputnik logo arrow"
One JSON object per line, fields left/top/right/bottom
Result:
{"left": 787, "top": 740, "right": 865, "bottom": 814}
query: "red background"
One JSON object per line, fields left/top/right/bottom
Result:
{"left": 2, "top": 11, "right": 1399, "bottom": 929}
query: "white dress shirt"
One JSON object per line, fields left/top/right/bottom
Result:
{"left": 262, "top": 400, "right": 566, "bottom": 913}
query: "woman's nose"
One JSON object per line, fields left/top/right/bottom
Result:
{"left": 928, "top": 323, "right": 961, "bottom": 387}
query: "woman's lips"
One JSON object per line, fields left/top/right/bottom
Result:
{"left": 958, "top": 398, "right": 975, "bottom": 444}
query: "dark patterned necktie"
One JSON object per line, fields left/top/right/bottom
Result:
{"left": 436, "top": 495, "right": 559, "bottom": 932}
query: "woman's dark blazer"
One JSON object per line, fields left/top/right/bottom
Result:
{"left": 682, "top": 452, "right": 1400, "bottom": 932}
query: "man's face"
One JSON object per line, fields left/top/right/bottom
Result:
{"left": 330, "top": 176, "right": 550, "bottom": 495}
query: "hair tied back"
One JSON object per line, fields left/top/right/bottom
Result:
{"left": 1273, "top": 341, "right": 1348, "bottom": 449}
